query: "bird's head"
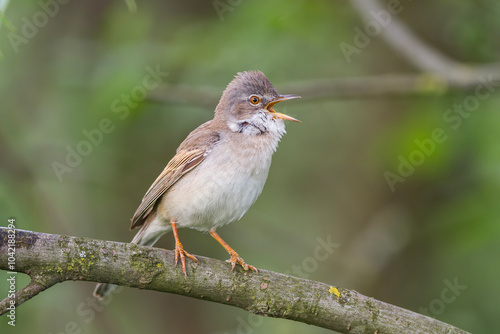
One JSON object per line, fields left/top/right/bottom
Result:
{"left": 215, "top": 71, "right": 300, "bottom": 135}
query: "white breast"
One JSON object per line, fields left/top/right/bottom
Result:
{"left": 160, "top": 122, "right": 284, "bottom": 231}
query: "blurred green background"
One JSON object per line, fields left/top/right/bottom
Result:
{"left": 1, "top": 0, "right": 499, "bottom": 333}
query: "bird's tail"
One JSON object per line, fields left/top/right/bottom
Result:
{"left": 93, "top": 219, "right": 171, "bottom": 300}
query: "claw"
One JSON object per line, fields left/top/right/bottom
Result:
{"left": 226, "top": 251, "right": 258, "bottom": 273}
{"left": 171, "top": 220, "right": 198, "bottom": 278}
{"left": 209, "top": 229, "right": 258, "bottom": 273}
{"left": 174, "top": 241, "right": 198, "bottom": 278}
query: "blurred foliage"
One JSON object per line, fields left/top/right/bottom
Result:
{"left": 1, "top": 0, "right": 499, "bottom": 333}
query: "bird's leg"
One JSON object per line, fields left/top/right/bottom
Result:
{"left": 209, "top": 229, "right": 258, "bottom": 273}
{"left": 171, "top": 220, "right": 198, "bottom": 277}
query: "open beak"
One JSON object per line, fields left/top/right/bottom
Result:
{"left": 265, "top": 94, "right": 301, "bottom": 123}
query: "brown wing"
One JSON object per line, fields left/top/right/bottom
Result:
{"left": 130, "top": 121, "right": 220, "bottom": 229}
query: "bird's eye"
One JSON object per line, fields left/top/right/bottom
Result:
{"left": 249, "top": 95, "right": 261, "bottom": 105}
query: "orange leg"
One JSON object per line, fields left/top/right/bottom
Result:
{"left": 209, "top": 229, "right": 258, "bottom": 273}
{"left": 171, "top": 220, "right": 198, "bottom": 277}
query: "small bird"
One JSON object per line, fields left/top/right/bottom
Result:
{"left": 94, "top": 71, "right": 300, "bottom": 299}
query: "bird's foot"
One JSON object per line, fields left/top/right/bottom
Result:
{"left": 226, "top": 251, "right": 258, "bottom": 273}
{"left": 174, "top": 241, "right": 198, "bottom": 278}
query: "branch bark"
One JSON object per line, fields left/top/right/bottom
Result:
{"left": 0, "top": 228, "right": 470, "bottom": 333}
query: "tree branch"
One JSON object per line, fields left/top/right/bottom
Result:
{"left": 0, "top": 279, "right": 57, "bottom": 311}
{"left": 350, "top": 0, "right": 500, "bottom": 82}
{"left": 147, "top": 1, "right": 500, "bottom": 107}
{"left": 0, "top": 228, "right": 470, "bottom": 334}
{"left": 148, "top": 71, "right": 500, "bottom": 108}
{"left": 350, "top": 0, "right": 464, "bottom": 78}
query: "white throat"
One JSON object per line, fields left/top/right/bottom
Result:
{"left": 227, "top": 110, "right": 286, "bottom": 140}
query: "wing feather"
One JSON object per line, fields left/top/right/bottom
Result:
{"left": 130, "top": 121, "right": 219, "bottom": 229}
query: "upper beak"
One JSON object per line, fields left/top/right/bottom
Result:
{"left": 265, "top": 94, "right": 301, "bottom": 123}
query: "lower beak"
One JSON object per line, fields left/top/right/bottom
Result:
{"left": 265, "top": 94, "right": 301, "bottom": 122}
